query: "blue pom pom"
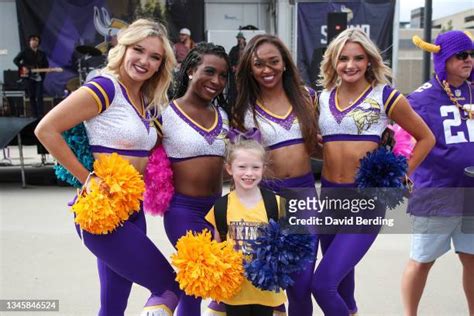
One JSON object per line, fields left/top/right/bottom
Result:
{"left": 54, "top": 123, "right": 94, "bottom": 188}
{"left": 355, "top": 147, "right": 408, "bottom": 209}
{"left": 244, "top": 219, "right": 316, "bottom": 292}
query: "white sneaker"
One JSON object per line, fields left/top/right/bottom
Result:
{"left": 140, "top": 305, "right": 172, "bottom": 316}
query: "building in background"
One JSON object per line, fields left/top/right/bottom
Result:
{"left": 203, "top": 0, "right": 294, "bottom": 55}
{"left": 204, "top": 0, "right": 272, "bottom": 53}
{"left": 411, "top": 7, "right": 425, "bottom": 28}
{"left": 432, "top": 8, "right": 474, "bottom": 30}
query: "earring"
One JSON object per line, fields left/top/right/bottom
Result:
{"left": 368, "top": 63, "right": 372, "bottom": 67}
{"left": 283, "top": 67, "right": 287, "bottom": 71}
{"left": 188, "top": 75, "right": 193, "bottom": 80}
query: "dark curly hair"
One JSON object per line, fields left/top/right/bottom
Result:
{"left": 173, "top": 42, "right": 230, "bottom": 113}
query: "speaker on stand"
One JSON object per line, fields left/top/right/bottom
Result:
{"left": 327, "top": 12, "right": 348, "bottom": 45}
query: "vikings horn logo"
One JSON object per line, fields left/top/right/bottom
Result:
{"left": 93, "top": 7, "right": 128, "bottom": 54}
{"left": 340, "top": 5, "right": 354, "bottom": 22}
{"left": 348, "top": 98, "right": 381, "bottom": 134}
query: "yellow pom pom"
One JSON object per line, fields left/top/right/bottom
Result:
{"left": 412, "top": 35, "right": 440, "bottom": 53}
{"left": 465, "top": 31, "right": 473, "bottom": 41}
{"left": 209, "top": 241, "right": 245, "bottom": 301}
{"left": 72, "top": 153, "right": 145, "bottom": 234}
{"left": 171, "top": 230, "right": 244, "bottom": 302}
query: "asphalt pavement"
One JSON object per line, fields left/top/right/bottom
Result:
{"left": 0, "top": 146, "right": 468, "bottom": 315}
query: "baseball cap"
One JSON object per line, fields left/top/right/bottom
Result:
{"left": 179, "top": 28, "right": 191, "bottom": 36}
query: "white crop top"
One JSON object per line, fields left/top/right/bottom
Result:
{"left": 157, "top": 101, "right": 229, "bottom": 161}
{"left": 243, "top": 88, "right": 317, "bottom": 150}
{"left": 243, "top": 103, "right": 302, "bottom": 149}
{"left": 81, "top": 74, "right": 157, "bottom": 157}
{"left": 319, "top": 83, "right": 402, "bottom": 143}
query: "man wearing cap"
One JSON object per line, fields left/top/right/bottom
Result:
{"left": 401, "top": 30, "right": 474, "bottom": 316}
{"left": 228, "top": 32, "right": 247, "bottom": 105}
{"left": 174, "top": 27, "right": 195, "bottom": 69}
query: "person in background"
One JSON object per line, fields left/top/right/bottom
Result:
{"left": 401, "top": 30, "right": 474, "bottom": 316}
{"left": 228, "top": 32, "right": 247, "bottom": 105}
{"left": 173, "top": 27, "right": 196, "bottom": 70}
{"left": 14, "top": 34, "right": 49, "bottom": 117}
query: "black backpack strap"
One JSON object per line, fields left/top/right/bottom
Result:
{"left": 215, "top": 189, "right": 280, "bottom": 241}
{"left": 213, "top": 194, "right": 229, "bottom": 241}
{"left": 260, "top": 188, "right": 279, "bottom": 221}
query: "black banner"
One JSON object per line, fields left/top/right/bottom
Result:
{"left": 297, "top": 0, "right": 395, "bottom": 86}
{"left": 15, "top": 0, "right": 194, "bottom": 97}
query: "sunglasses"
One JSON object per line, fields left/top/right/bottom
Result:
{"left": 455, "top": 51, "right": 474, "bottom": 60}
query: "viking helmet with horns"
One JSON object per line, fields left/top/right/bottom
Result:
{"left": 412, "top": 30, "right": 473, "bottom": 81}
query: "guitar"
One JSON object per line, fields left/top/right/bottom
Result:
{"left": 18, "top": 66, "right": 63, "bottom": 78}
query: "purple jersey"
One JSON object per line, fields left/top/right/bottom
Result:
{"left": 407, "top": 77, "right": 474, "bottom": 216}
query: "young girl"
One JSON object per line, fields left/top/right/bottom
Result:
{"left": 205, "top": 130, "right": 287, "bottom": 316}
{"left": 313, "top": 28, "right": 434, "bottom": 315}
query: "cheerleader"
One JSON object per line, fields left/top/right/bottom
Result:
{"left": 232, "top": 34, "right": 319, "bottom": 316}
{"left": 35, "top": 19, "right": 181, "bottom": 316}
{"left": 313, "top": 28, "right": 434, "bottom": 315}
{"left": 156, "top": 42, "right": 230, "bottom": 316}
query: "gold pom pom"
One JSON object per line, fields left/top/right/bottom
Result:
{"left": 72, "top": 153, "right": 145, "bottom": 234}
{"left": 171, "top": 230, "right": 244, "bottom": 302}
{"left": 412, "top": 35, "right": 440, "bottom": 53}
{"left": 464, "top": 31, "right": 473, "bottom": 41}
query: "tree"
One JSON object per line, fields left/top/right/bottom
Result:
{"left": 133, "top": 0, "right": 166, "bottom": 24}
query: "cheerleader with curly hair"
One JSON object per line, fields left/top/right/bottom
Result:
{"left": 155, "top": 42, "right": 231, "bottom": 316}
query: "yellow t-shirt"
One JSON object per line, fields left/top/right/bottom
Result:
{"left": 205, "top": 190, "right": 287, "bottom": 307}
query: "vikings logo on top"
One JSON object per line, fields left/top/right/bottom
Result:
{"left": 319, "top": 84, "right": 397, "bottom": 144}
{"left": 348, "top": 97, "right": 381, "bottom": 134}
{"left": 228, "top": 220, "right": 265, "bottom": 255}
{"left": 218, "top": 119, "right": 229, "bottom": 139}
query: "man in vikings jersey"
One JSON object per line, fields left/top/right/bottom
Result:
{"left": 401, "top": 30, "right": 474, "bottom": 316}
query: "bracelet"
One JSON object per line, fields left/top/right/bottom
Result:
{"left": 79, "top": 171, "right": 95, "bottom": 195}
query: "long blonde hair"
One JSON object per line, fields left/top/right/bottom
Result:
{"left": 318, "top": 28, "right": 392, "bottom": 90}
{"left": 103, "top": 19, "right": 176, "bottom": 114}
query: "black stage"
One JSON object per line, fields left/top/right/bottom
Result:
{"left": 0, "top": 117, "right": 58, "bottom": 187}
